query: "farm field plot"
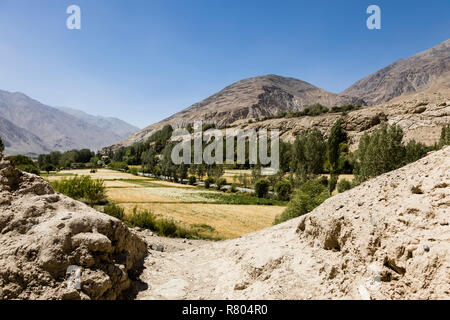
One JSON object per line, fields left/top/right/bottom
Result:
{"left": 107, "top": 187, "right": 218, "bottom": 203}
{"left": 46, "top": 168, "right": 287, "bottom": 239}
{"left": 120, "top": 203, "right": 284, "bottom": 239}
{"left": 56, "top": 169, "right": 149, "bottom": 180}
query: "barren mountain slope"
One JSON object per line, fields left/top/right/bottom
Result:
{"left": 57, "top": 107, "right": 139, "bottom": 138}
{"left": 113, "top": 75, "right": 363, "bottom": 148}
{"left": 0, "top": 153, "right": 147, "bottom": 300}
{"left": 0, "top": 116, "right": 50, "bottom": 156}
{"left": 0, "top": 90, "right": 136, "bottom": 155}
{"left": 228, "top": 86, "right": 450, "bottom": 150}
{"left": 342, "top": 39, "right": 450, "bottom": 105}
{"left": 136, "top": 147, "right": 450, "bottom": 300}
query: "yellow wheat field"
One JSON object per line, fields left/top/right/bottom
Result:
{"left": 120, "top": 202, "right": 284, "bottom": 239}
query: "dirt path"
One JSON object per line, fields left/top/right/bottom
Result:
{"left": 134, "top": 220, "right": 331, "bottom": 300}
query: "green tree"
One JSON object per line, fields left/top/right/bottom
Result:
{"left": 291, "top": 129, "right": 326, "bottom": 179}
{"left": 327, "top": 120, "right": 347, "bottom": 174}
{"left": 254, "top": 178, "right": 270, "bottom": 198}
{"left": 274, "top": 180, "right": 292, "bottom": 201}
{"left": 188, "top": 175, "right": 197, "bottom": 185}
{"left": 141, "top": 148, "right": 158, "bottom": 173}
{"left": 440, "top": 125, "right": 450, "bottom": 146}
{"left": 279, "top": 140, "right": 292, "bottom": 173}
{"left": 329, "top": 174, "right": 338, "bottom": 195}
{"left": 42, "top": 163, "right": 55, "bottom": 174}
{"left": 355, "top": 123, "right": 405, "bottom": 182}
{"left": 275, "top": 179, "right": 329, "bottom": 224}
{"left": 405, "top": 140, "right": 429, "bottom": 163}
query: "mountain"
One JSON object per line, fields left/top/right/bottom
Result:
{"left": 0, "top": 90, "right": 137, "bottom": 156}
{"left": 342, "top": 39, "right": 450, "bottom": 105}
{"left": 114, "top": 75, "right": 364, "bottom": 148}
{"left": 0, "top": 115, "right": 50, "bottom": 156}
{"left": 57, "top": 106, "right": 139, "bottom": 138}
{"left": 110, "top": 39, "right": 450, "bottom": 151}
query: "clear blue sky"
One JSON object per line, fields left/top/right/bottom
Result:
{"left": 0, "top": 0, "right": 448, "bottom": 128}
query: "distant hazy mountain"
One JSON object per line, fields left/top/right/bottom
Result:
{"left": 57, "top": 107, "right": 139, "bottom": 138}
{"left": 115, "top": 74, "right": 364, "bottom": 147}
{"left": 342, "top": 39, "right": 450, "bottom": 105}
{"left": 0, "top": 115, "right": 50, "bottom": 156}
{"left": 0, "top": 90, "right": 138, "bottom": 156}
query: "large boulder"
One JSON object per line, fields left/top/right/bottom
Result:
{"left": 0, "top": 153, "right": 147, "bottom": 300}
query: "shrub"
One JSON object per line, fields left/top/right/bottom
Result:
{"left": 127, "top": 208, "right": 157, "bottom": 230}
{"left": 103, "top": 203, "right": 125, "bottom": 220}
{"left": 10, "top": 155, "right": 40, "bottom": 175}
{"left": 155, "top": 219, "right": 178, "bottom": 237}
{"left": 337, "top": 178, "right": 352, "bottom": 193}
{"left": 275, "top": 179, "right": 329, "bottom": 224}
{"left": 130, "top": 168, "right": 139, "bottom": 176}
{"left": 125, "top": 207, "right": 220, "bottom": 240}
{"left": 318, "top": 176, "right": 329, "bottom": 187}
{"left": 215, "top": 178, "right": 227, "bottom": 190}
{"left": 204, "top": 177, "right": 215, "bottom": 189}
{"left": 229, "top": 183, "right": 238, "bottom": 193}
{"left": 188, "top": 175, "right": 197, "bottom": 185}
{"left": 19, "top": 164, "right": 40, "bottom": 175}
{"left": 51, "top": 176, "right": 106, "bottom": 206}
{"left": 274, "top": 180, "right": 292, "bottom": 201}
{"left": 109, "top": 161, "right": 129, "bottom": 171}
{"left": 254, "top": 179, "right": 270, "bottom": 198}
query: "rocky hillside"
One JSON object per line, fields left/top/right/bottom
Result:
{"left": 0, "top": 153, "right": 147, "bottom": 300}
{"left": 0, "top": 90, "right": 138, "bottom": 156}
{"left": 343, "top": 39, "right": 450, "bottom": 105}
{"left": 136, "top": 147, "right": 450, "bottom": 300}
{"left": 110, "top": 39, "right": 449, "bottom": 151}
{"left": 57, "top": 107, "right": 139, "bottom": 139}
{"left": 0, "top": 116, "right": 50, "bottom": 155}
{"left": 114, "top": 75, "right": 363, "bottom": 148}
{"left": 229, "top": 87, "right": 450, "bottom": 150}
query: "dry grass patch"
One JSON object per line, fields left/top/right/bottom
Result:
{"left": 57, "top": 169, "right": 148, "bottom": 180}
{"left": 120, "top": 203, "right": 284, "bottom": 239}
{"left": 107, "top": 187, "right": 218, "bottom": 203}
{"left": 103, "top": 180, "right": 143, "bottom": 188}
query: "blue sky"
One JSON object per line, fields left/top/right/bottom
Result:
{"left": 0, "top": 0, "right": 448, "bottom": 128}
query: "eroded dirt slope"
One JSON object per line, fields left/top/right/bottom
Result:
{"left": 136, "top": 147, "right": 450, "bottom": 300}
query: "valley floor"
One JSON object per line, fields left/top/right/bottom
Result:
{"left": 46, "top": 169, "right": 286, "bottom": 239}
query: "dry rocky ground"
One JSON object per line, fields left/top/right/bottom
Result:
{"left": 135, "top": 147, "right": 449, "bottom": 300}
{"left": 0, "top": 147, "right": 449, "bottom": 300}
{"left": 0, "top": 153, "right": 147, "bottom": 300}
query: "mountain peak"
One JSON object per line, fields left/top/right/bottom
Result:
{"left": 342, "top": 38, "right": 450, "bottom": 104}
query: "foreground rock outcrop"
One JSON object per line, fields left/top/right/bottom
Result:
{"left": 137, "top": 147, "right": 449, "bottom": 300}
{"left": 0, "top": 154, "right": 147, "bottom": 300}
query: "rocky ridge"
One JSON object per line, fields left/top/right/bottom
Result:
{"left": 0, "top": 153, "right": 147, "bottom": 300}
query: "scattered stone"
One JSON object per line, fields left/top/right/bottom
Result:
{"left": 150, "top": 244, "right": 164, "bottom": 252}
